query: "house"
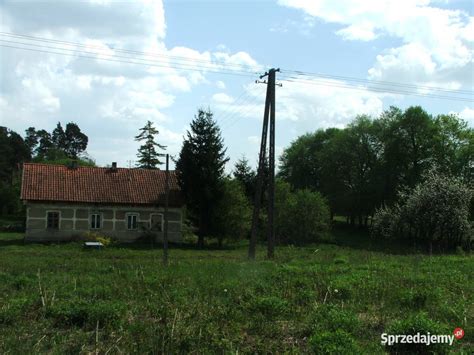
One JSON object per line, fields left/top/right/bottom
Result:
{"left": 20, "top": 162, "right": 184, "bottom": 242}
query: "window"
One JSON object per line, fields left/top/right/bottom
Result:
{"left": 150, "top": 213, "right": 163, "bottom": 232}
{"left": 90, "top": 213, "right": 101, "bottom": 229}
{"left": 127, "top": 214, "right": 138, "bottom": 230}
{"left": 47, "top": 211, "right": 59, "bottom": 229}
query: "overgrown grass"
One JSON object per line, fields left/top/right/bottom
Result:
{"left": 0, "top": 230, "right": 472, "bottom": 353}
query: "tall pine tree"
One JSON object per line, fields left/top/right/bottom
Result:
{"left": 135, "top": 120, "right": 166, "bottom": 169}
{"left": 64, "top": 122, "right": 88, "bottom": 158}
{"left": 175, "top": 108, "right": 229, "bottom": 247}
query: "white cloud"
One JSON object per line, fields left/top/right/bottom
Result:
{"left": 368, "top": 43, "right": 437, "bottom": 83}
{"left": 0, "top": 0, "right": 262, "bottom": 167}
{"left": 212, "top": 93, "right": 234, "bottom": 104}
{"left": 216, "top": 80, "right": 226, "bottom": 89}
{"left": 274, "top": 79, "right": 385, "bottom": 129}
{"left": 213, "top": 51, "right": 262, "bottom": 71}
{"left": 20, "top": 78, "right": 61, "bottom": 112}
{"left": 458, "top": 107, "right": 474, "bottom": 126}
{"left": 218, "top": 80, "right": 384, "bottom": 131}
{"left": 336, "top": 22, "right": 377, "bottom": 41}
{"left": 278, "top": 0, "right": 474, "bottom": 89}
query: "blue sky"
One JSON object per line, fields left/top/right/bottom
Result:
{"left": 1, "top": 0, "right": 473, "bottom": 170}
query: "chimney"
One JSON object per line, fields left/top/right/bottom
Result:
{"left": 111, "top": 162, "right": 117, "bottom": 172}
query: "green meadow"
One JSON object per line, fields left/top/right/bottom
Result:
{"left": 0, "top": 228, "right": 472, "bottom": 354}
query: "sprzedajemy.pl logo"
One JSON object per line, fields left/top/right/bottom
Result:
{"left": 381, "top": 328, "right": 464, "bottom": 347}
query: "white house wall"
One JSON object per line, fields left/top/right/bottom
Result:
{"left": 25, "top": 202, "right": 183, "bottom": 242}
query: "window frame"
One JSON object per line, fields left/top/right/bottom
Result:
{"left": 150, "top": 213, "right": 164, "bottom": 232}
{"left": 90, "top": 213, "right": 102, "bottom": 230}
{"left": 46, "top": 211, "right": 60, "bottom": 230}
{"left": 126, "top": 213, "right": 139, "bottom": 230}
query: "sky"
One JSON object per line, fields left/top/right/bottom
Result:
{"left": 0, "top": 0, "right": 473, "bottom": 170}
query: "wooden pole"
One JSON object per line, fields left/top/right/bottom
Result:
{"left": 248, "top": 73, "right": 272, "bottom": 260}
{"left": 267, "top": 70, "right": 276, "bottom": 259}
{"left": 163, "top": 154, "right": 169, "bottom": 265}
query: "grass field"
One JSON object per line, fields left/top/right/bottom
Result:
{"left": 0, "top": 229, "right": 472, "bottom": 354}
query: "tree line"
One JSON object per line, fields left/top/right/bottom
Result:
{"left": 278, "top": 106, "right": 473, "bottom": 249}
{"left": 0, "top": 122, "right": 91, "bottom": 216}
{"left": 1, "top": 105, "right": 471, "bottom": 249}
{"left": 174, "top": 108, "right": 331, "bottom": 248}
{"left": 279, "top": 106, "right": 473, "bottom": 227}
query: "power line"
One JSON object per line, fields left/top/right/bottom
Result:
{"left": 1, "top": 32, "right": 472, "bottom": 102}
{"left": 0, "top": 37, "right": 252, "bottom": 73}
{"left": 0, "top": 39, "right": 260, "bottom": 77}
{"left": 280, "top": 77, "right": 473, "bottom": 103}
{"left": 280, "top": 70, "right": 473, "bottom": 96}
{"left": 0, "top": 32, "right": 263, "bottom": 73}
{"left": 215, "top": 88, "right": 255, "bottom": 125}
{"left": 218, "top": 86, "right": 265, "bottom": 127}
{"left": 3, "top": 31, "right": 471, "bottom": 97}
{"left": 0, "top": 43, "right": 260, "bottom": 79}
{"left": 222, "top": 88, "right": 267, "bottom": 130}
{"left": 219, "top": 86, "right": 264, "bottom": 129}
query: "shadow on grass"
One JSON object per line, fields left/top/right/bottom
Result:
{"left": 0, "top": 235, "right": 25, "bottom": 248}
{"left": 328, "top": 221, "right": 456, "bottom": 255}
{"left": 112, "top": 241, "right": 240, "bottom": 251}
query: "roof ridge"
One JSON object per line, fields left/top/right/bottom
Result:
{"left": 23, "top": 162, "right": 176, "bottom": 172}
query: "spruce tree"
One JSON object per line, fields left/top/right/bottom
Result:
{"left": 135, "top": 120, "right": 166, "bottom": 169}
{"left": 175, "top": 108, "right": 229, "bottom": 247}
{"left": 233, "top": 156, "right": 256, "bottom": 202}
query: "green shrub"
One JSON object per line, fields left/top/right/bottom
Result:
{"left": 181, "top": 217, "right": 199, "bottom": 244}
{"left": 309, "top": 329, "right": 361, "bottom": 354}
{"left": 249, "top": 296, "right": 288, "bottom": 318}
{"left": 384, "top": 313, "right": 450, "bottom": 354}
{"left": 310, "top": 304, "right": 360, "bottom": 334}
{"left": 0, "top": 298, "right": 31, "bottom": 325}
{"left": 275, "top": 181, "right": 331, "bottom": 245}
{"left": 46, "top": 300, "right": 126, "bottom": 328}
{"left": 11, "top": 274, "right": 34, "bottom": 290}
{"left": 334, "top": 256, "right": 349, "bottom": 265}
{"left": 455, "top": 245, "right": 465, "bottom": 256}
{"left": 399, "top": 289, "right": 429, "bottom": 310}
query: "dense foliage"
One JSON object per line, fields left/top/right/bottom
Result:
{"left": 27, "top": 122, "right": 89, "bottom": 160}
{"left": 0, "top": 127, "right": 30, "bottom": 216}
{"left": 0, "top": 123, "right": 92, "bottom": 218}
{"left": 275, "top": 181, "right": 331, "bottom": 245}
{"left": 279, "top": 106, "right": 473, "bottom": 227}
{"left": 214, "top": 178, "right": 252, "bottom": 246}
{"left": 135, "top": 120, "right": 167, "bottom": 169}
{"left": 233, "top": 156, "right": 256, "bottom": 202}
{"left": 175, "top": 108, "right": 229, "bottom": 246}
{"left": 372, "top": 169, "right": 473, "bottom": 249}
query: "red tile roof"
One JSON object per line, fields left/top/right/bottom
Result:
{"left": 21, "top": 163, "right": 183, "bottom": 206}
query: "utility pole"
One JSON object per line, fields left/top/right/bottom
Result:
{"left": 248, "top": 68, "right": 280, "bottom": 260}
{"left": 163, "top": 153, "right": 169, "bottom": 266}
